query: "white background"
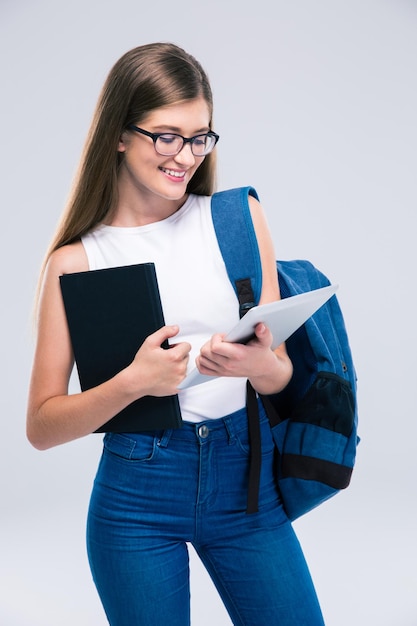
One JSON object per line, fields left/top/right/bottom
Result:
{"left": 1, "top": 0, "right": 416, "bottom": 624}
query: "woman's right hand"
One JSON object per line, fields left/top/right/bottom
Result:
{"left": 124, "top": 325, "right": 191, "bottom": 398}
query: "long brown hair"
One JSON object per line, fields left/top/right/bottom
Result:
{"left": 43, "top": 42, "right": 217, "bottom": 263}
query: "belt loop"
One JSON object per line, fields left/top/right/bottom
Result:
{"left": 157, "top": 429, "right": 173, "bottom": 448}
{"left": 223, "top": 415, "right": 236, "bottom": 443}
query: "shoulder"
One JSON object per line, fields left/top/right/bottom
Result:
{"left": 46, "top": 241, "right": 89, "bottom": 278}
{"left": 35, "top": 241, "right": 90, "bottom": 333}
{"left": 246, "top": 192, "right": 279, "bottom": 302}
{"left": 247, "top": 193, "right": 271, "bottom": 237}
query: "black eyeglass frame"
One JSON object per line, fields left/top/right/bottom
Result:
{"left": 126, "top": 124, "right": 220, "bottom": 156}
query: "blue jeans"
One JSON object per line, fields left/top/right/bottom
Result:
{"left": 87, "top": 404, "right": 324, "bottom": 625}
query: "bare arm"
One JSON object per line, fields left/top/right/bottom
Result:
{"left": 196, "top": 195, "right": 293, "bottom": 395}
{"left": 26, "top": 243, "right": 190, "bottom": 450}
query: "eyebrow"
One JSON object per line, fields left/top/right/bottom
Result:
{"left": 150, "top": 125, "right": 211, "bottom": 134}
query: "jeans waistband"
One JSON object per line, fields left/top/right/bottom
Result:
{"left": 157, "top": 405, "right": 250, "bottom": 447}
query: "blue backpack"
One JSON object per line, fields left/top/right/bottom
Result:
{"left": 211, "top": 186, "right": 359, "bottom": 520}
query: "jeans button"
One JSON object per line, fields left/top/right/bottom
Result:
{"left": 198, "top": 425, "right": 209, "bottom": 438}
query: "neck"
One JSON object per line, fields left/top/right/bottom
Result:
{"left": 107, "top": 183, "right": 188, "bottom": 227}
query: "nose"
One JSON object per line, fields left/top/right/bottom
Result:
{"left": 173, "top": 141, "right": 197, "bottom": 167}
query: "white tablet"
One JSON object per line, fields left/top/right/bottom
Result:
{"left": 178, "top": 284, "right": 338, "bottom": 389}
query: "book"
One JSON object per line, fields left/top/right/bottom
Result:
{"left": 178, "top": 283, "right": 338, "bottom": 389}
{"left": 59, "top": 263, "right": 182, "bottom": 432}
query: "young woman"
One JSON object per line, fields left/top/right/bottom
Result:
{"left": 26, "top": 43, "right": 325, "bottom": 625}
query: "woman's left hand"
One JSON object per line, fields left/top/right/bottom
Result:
{"left": 195, "top": 322, "right": 293, "bottom": 395}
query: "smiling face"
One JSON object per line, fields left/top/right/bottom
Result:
{"left": 117, "top": 97, "right": 211, "bottom": 213}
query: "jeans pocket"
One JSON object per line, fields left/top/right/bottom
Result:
{"left": 234, "top": 411, "right": 275, "bottom": 458}
{"left": 103, "top": 432, "right": 158, "bottom": 462}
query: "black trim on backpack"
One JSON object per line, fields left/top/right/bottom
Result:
{"left": 236, "top": 278, "right": 256, "bottom": 318}
{"left": 236, "top": 279, "right": 263, "bottom": 514}
{"left": 281, "top": 454, "right": 353, "bottom": 489}
{"left": 246, "top": 381, "right": 262, "bottom": 514}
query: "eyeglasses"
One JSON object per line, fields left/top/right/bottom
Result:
{"left": 126, "top": 124, "right": 219, "bottom": 157}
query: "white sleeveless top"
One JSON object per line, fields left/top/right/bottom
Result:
{"left": 81, "top": 194, "right": 247, "bottom": 423}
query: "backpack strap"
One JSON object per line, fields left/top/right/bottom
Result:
{"left": 211, "top": 187, "right": 263, "bottom": 514}
{"left": 211, "top": 187, "right": 262, "bottom": 314}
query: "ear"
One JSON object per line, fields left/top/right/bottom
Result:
{"left": 118, "top": 131, "right": 128, "bottom": 153}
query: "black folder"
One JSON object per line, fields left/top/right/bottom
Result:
{"left": 59, "top": 263, "right": 182, "bottom": 432}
